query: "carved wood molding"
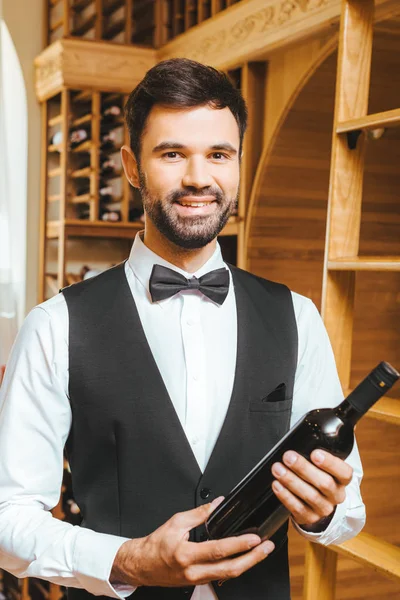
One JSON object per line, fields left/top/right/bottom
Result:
{"left": 35, "top": 39, "right": 157, "bottom": 101}
{"left": 34, "top": 0, "right": 399, "bottom": 101}
{"left": 159, "top": 0, "right": 400, "bottom": 69}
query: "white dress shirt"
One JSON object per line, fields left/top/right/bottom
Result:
{"left": 0, "top": 232, "right": 366, "bottom": 599}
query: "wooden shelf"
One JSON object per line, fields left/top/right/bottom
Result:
{"left": 366, "top": 396, "right": 400, "bottom": 426}
{"left": 337, "top": 108, "right": 400, "bottom": 134}
{"left": 71, "top": 14, "right": 97, "bottom": 37}
{"left": 73, "top": 90, "right": 92, "bottom": 103}
{"left": 70, "top": 193, "right": 92, "bottom": 204}
{"left": 345, "top": 389, "right": 400, "bottom": 425}
{"left": 103, "top": 18, "right": 125, "bottom": 40}
{"left": 328, "top": 257, "right": 400, "bottom": 271}
{"left": 71, "top": 166, "right": 91, "bottom": 178}
{"left": 46, "top": 215, "right": 241, "bottom": 239}
{"left": 50, "top": 0, "right": 62, "bottom": 6}
{"left": 50, "top": 18, "right": 64, "bottom": 33}
{"left": 48, "top": 167, "right": 62, "bottom": 178}
{"left": 333, "top": 532, "right": 400, "bottom": 583}
{"left": 46, "top": 219, "right": 144, "bottom": 239}
{"left": 71, "top": 140, "right": 92, "bottom": 153}
{"left": 71, "top": 0, "right": 93, "bottom": 11}
{"left": 48, "top": 194, "right": 61, "bottom": 202}
{"left": 48, "top": 143, "right": 62, "bottom": 153}
{"left": 71, "top": 113, "right": 92, "bottom": 127}
{"left": 48, "top": 115, "right": 63, "bottom": 127}
{"left": 103, "top": 0, "right": 124, "bottom": 17}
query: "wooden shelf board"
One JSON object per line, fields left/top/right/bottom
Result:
{"left": 102, "top": 0, "right": 124, "bottom": 17}
{"left": 47, "top": 219, "right": 144, "bottom": 239}
{"left": 50, "top": 0, "right": 62, "bottom": 6}
{"left": 71, "top": 14, "right": 97, "bottom": 37}
{"left": 48, "top": 143, "right": 62, "bottom": 153}
{"left": 328, "top": 257, "right": 400, "bottom": 271}
{"left": 367, "top": 397, "right": 400, "bottom": 426}
{"left": 71, "top": 166, "right": 92, "bottom": 178}
{"left": 48, "top": 194, "right": 61, "bottom": 202}
{"left": 70, "top": 193, "right": 92, "bottom": 204}
{"left": 48, "top": 114, "right": 62, "bottom": 127}
{"left": 344, "top": 389, "right": 400, "bottom": 426}
{"left": 337, "top": 108, "right": 400, "bottom": 134}
{"left": 332, "top": 532, "right": 400, "bottom": 583}
{"left": 103, "top": 18, "right": 125, "bottom": 40}
{"left": 48, "top": 167, "right": 62, "bottom": 178}
{"left": 73, "top": 90, "right": 92, "bottom": 103}
{"left": 71, "top": 0, "right": 93, "bottom": 11}
{"left": 50, "top": 18, "right": 64, "bottom": 33}
{"left": 65, "top": 219, "right": 144, "bottom": 239}
{"left": 71, "top": 140, "right": 92, "bottom": 153}
{"left": 71, "top": 113, "right": 92, "bottom": 127}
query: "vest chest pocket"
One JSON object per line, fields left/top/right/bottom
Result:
{"left": 249, "top": 397, "right": 293, "bottom": 413}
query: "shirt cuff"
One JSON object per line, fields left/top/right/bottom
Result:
{"left": 291, "top": 497, "right": 349, "bottom": 545}
{"left": 72, "top": 529, "right": 137, "bottom": 598}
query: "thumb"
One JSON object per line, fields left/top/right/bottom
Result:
{"left": 179, "top": 496, "right": 225, "bottom": 531}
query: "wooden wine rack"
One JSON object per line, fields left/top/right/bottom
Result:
{"left": 302, "top": 1, "right": 400, "bottom": 598}
{"left": 45, "top": 0, "right": 243, "bottom": 47}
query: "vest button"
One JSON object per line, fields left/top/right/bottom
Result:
{"left": 200, "top": 487, "right": 211, "bottom": 499}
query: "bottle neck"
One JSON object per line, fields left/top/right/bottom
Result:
{"left": 335, "top": 398, "right": 363, "bottom": 426}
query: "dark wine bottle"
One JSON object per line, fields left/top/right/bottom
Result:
{"left": 205, "top": 361, "right": 399, "bottom": 542}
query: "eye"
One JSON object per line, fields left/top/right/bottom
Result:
{"left": 211, "top": 152, "right": 228, "bottom": 160}
{"left": 162, "top": 151, "right": 181, "bottom": 159}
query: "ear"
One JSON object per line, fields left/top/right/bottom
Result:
{"left": 121, "top": 145, "right": 140, "bottom": 188}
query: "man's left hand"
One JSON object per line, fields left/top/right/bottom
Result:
{"left": 271, "top": 449, "right": 353, "bottom": 530}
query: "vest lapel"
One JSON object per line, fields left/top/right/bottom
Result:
{"left": 202, "top": 265, "right": 291, "bottom": 485}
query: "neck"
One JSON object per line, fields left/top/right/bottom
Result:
{"left": 143, "top": 221, "right": 217, "bottom": 274}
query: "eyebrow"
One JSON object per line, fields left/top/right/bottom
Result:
{"left": 152, "top": 141, "right": 238, "bottom": 155}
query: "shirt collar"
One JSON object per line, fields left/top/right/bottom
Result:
{"left": 127, "top": 230, "right": 227, "bottom": 306}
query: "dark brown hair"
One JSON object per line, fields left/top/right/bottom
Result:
{"left": 124, "top": 58, "right": 247, "bottom": 164}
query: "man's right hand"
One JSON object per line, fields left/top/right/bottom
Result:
{"left": 110, "top": 497, "right": 275, "bottom": 588}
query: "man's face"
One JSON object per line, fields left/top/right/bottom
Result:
{"left": 133, "top": 104, "right": 240, "bottom": 249}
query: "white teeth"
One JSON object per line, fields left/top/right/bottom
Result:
{"left": 179, "top": 202, "right": 209, "bottom": 207}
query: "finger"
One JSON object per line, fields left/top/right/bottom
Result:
{"left": 189, "top": 533, "right": 262, "bottom": 563}
{"left": 185, "top": 539, "right": 275, "bottom": 585}
{"left": 272, "top": 480, "right": 323, "bottom": 526}
{"left": 172, "top": 497, "right": 225, "bottom": 531}
{"left": 310, "top": 450, "right": 353, "bottom": 486}
{"left": 281, "top": 451, "right": 348, "bottom": 503}
{"left": 271, "top": 462, "right": 335, "bottom": 517}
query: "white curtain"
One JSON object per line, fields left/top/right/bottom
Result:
{"left": 0, "top": 5, "right": 28, "bottom": 366}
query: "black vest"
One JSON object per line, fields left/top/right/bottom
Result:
{"left": 62, "top": 262, "right": 298, "bottom": 600}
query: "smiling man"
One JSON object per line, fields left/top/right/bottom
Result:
{"left": 0, "top": 59, "right": 365, "bottom": 600}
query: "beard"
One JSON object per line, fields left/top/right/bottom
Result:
{"left": 138, "top": 170, "right": 238, "bottom": 250}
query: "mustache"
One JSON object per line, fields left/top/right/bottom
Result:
{"left": 166, "top": 187, "right": 224, "bottom": 204}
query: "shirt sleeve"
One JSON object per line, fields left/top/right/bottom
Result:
{"left": 289, "top": 294, "right": 366, "bottom": 545}
{"left": 0, "top": 302, "right": 136, "bottom": 597}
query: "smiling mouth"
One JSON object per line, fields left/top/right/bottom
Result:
{"left": 175, "top": 196, "right": 217, "bottom": 207}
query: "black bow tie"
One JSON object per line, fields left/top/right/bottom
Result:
{"left": 149, "top": 264, "right": 230, "bottom": 305}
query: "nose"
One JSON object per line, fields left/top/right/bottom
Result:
{"left": 182, "top": 157, "right": 213, "bottom": 189}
